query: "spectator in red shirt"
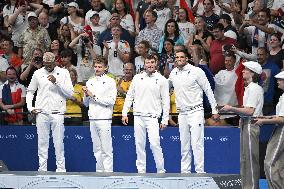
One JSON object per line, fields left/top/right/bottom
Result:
{"left": 209, "top": 23, "right": 236, "bottom": 75}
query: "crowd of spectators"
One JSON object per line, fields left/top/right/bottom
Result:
{"left": 0, "top": 0, "right": 283, "bottom": 126}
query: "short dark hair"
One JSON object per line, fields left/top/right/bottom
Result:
{"left": 212, "top": 23, "right": 224, "bottom": 31}
{"left": 144, "top": 9, "right": 158, "bottom": 21}
{"left": 60, "top": 48, "right": 73, "bottom": 58}
{"left": 6, "top": 66, "right": 17, "bottom": 74}
{"left": 93, "top": 55, "right": 107, "bottom": 67}
{"left": 175, "top": 49, "right": 189, "bottom": 57}
{"left": 145, "top": 54, "right": 157, "bottom": 62}
{"left": 139, "top": 40, "right": 150, "bottom": 49}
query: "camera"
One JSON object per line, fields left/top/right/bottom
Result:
{"left": 82, "top": 36, "right": 89, "bottom": 44}
{"left": 60, "top": 2, "right": 68, "bottom": 9}
{"left": 34, "top": 56, "right": 43, "bottom": 64}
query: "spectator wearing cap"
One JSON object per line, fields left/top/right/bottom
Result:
{"left": 85, "top": 0, "right": 111, "bottom": 28}
{"left": 221, "top": 61, "right": 264, "bottom": 189}
{"left": 26, "top": 52, "right": 74, "bottom": 172}
{"left": 89, "top": 11, "right": 107, "bottom": 55}
{"left": 97, "top": 12, "right": 134, "bottom": 49}
{"left": 209, "top": 23, "right": 236, "bottom": 75}
{"left": 219, "top": 14, "right": 238, "bottom": 40}
{"left": 135, "top": 9, "right": 163, "bottom": 52}
{"left": 60, "top": 2, "right": 85, "bottom": 34}
{"left": 3, "top": 1, "right": 43, "bottom": 51}
{"left": 254, "top": 71, "right": 284, "bottom": 189}
{"left": 69, "top": 25, "right": 97, "bottom": 83}
{"left": 18, "top": 12, "right": 51, "bottom": 69}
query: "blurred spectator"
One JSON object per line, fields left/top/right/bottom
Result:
{"left": 0, "top": 66, "right": 26, "bottom": 125}
{"left": 113, "top": 0, "right": 135, "bottom": 36}
{"left": 85, "top": 0, "right": 111, "bottom": 28}
{"left": 50, "top": 39, "right": 62, "bottom": 67}
{"left": 19, "top": 48, "right": 43, "bottom": 87}
{"left": 1, "top": 37, "right": 22, "bottom": 72}
{"left": 218, "top": 14, "right": 238, "bottom": 40}
{"left": 152, "top": 0, "right": 172, "bottom": 31}
{"left": 52, "top": 0, "right": 85, "bottom": 23}
{"left": 60, "top": 48, "right": 76, "bottom": 71}
{"left": 267, "top": 33, "right": 284, "bottom": 70}
{"left": 135, "top": 9, "right": 163, "bottom": 52}
{"left": 188, "top": 16, "right": 213, "bottom": 54}
{"left": 103, "top": 25, "right": 130, "bottom": 77}
{"left": 0, "top": 55, "right": 9, "bottom": 85}
{"left": 58, "top": 23, "right": 74, "bottom": 49}
{"left": 159, "top": 38, "right": 175, "bottom": 77}
{"left": 177, "top": 8, "right": 195, "bottom": 45}
{"left": 97, "top": 12, "right": 134, "bottom": 49}
{"left": 3, "top": 1, "right": 43, "bottom": 51}
{"left": 69, "top": 26, "right": 97, "bottom": 83}
{"left": 88, "top": 12, "right": 106, "bottom": 55}
{"left": 257, "top": 47, "right": 280, "bottom": 115}
{"left": 169, "top": 87, "right": 178, "bottom": 126}
{"left": 158, "top": 19, "right": 184, "bottom": 53}
{"left": 202, "top": 0, "right": 220, "bottom": 31}
{"left": 244, "top": 0, "right": 264, "bottom": 20}
{"left": 213, "top": 52, "right": 239, "bottom": 125}
{"left": 60, "top": 2, "right": 85, "bottom": 34}
{"left": 38, "top": 11, "right": 58, "bottom": 40}
{"left": 134, "top": 40, "right": 150, "bottom": 74}
{"left": 193, "top": 0, "right": 221, "bottom": 16}
{"left": 113, "top": 62, "right": 134, "bottom": 124}
{"left": 18, "top": 12, "right": 51, "bottom": 68}
{"left": 135, "top": 0, "right": 151, "bottom": 33}
{"left": 209, "top": 23, "right": 236, "bottom": 74}
{"left": 65, "top": 68, "right": 84, "bottom": 126}
{"left": 239, "top": 8, "right": 275, "bottom": 55}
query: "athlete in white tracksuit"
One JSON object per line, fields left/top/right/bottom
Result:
{"left": 82, "top": 59, "right": 117, "bottom": 172}
{"left": 221, "top": 61, "right": 264, "bottom": 189}
{"left": 255, "top": 71, "right": 284, "bottom": 189}
{"left": 122, "top": 54, "right": 170, "bottom": 173}
{"left": 169, "top": 50, "right": 219, "bottom": 173}
{"left": 26, "top": 52, "right": 74, "bottom": 172}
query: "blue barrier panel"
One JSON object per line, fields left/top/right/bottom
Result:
{"left": 0, "top": 126, "right": 241, "bottom": 173}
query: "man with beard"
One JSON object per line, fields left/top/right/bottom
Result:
{"left": 122, "top": 54, "right": 169, "bottom": 173}
{"left": 26, "top": 52, "right": 73, "bottom": 172}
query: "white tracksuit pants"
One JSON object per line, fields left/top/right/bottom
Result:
{"left": 36, "top": 113, "right": 66, "bottom": 172}
{"left": 134, "top": 116, "right": 165, "bottom": 173}
{"left": 178, "top": 110, "right": 205, "bottom": 173}
{"left": 90, "top": 120, "right": 113, "bottom": 172}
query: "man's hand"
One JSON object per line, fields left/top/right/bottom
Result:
{"left": 211, "top": 114, "right": 220, "bottom": 122}
{"left": 121, "top": 116, "right": 128, "bottom": 125}
{"left": 31, "top": 109, "right": 41, "bottom": 115}
{"left": 82, "top": 86, "right": 93, "bottom": 97}
{"left": 47, "top": 75, "right": 56, "bottom": 84}
{"left": 160, "top": 124, "right": 167, "bottom": 130}
{"left": 220, "top": 105, "right": 232, "bottom": 112}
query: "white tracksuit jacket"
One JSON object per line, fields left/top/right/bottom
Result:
{"left": 83, "top": 74, "right": 117, "bottom": 119}
{"left": 122, "top": 71, "right": 170, "bottom": 125}
{"left": 26, "top": 66, "right": 74, "bottom": 113}
{"left": 169, "top": 63, "right": 218, "bottom": 114}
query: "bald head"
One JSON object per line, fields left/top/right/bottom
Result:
{"left": 124, "top": 63, "right": 134, "bottom": 79}
{"left": 38, "top": 12, "right": 49, "bottom": 27}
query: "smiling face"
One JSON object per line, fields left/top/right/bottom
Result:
{"left": 94, "top": 63, "right": 106, "bottom": 76}
{"left": 175, "top": 51, "right": 188, "bottom": 69}
{"left": 6, "top": 68, "right": 17, "bottom": 83}
{"left": 144, "top": 58, "right": 157, "bottom": 74}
